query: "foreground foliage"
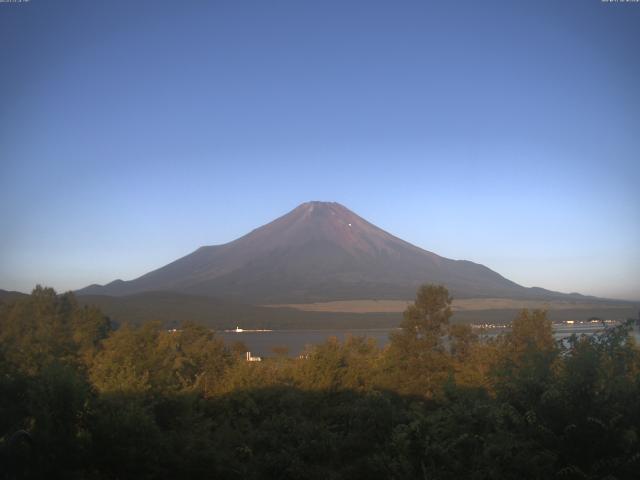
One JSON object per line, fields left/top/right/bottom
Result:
{"left": 1, "top": 285, "right": 639, "bottom": 479}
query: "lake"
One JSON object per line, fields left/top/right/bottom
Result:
{"left": 218, "top": 323, "right": 640, "bottom": 357}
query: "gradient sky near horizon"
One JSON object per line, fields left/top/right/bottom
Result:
{"left": 1, "top": 0, "right": 639, "bottom": 300}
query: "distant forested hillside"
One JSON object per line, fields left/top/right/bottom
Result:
{"left": 76, "top": 291, "right": 401, "bottom": 330}
{"left": 0, "top": 289, "right": 26, "bottom": 303}
{"left": 75, "top": 290, "right": 638, "bottom": 330}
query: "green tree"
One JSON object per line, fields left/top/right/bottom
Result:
{"left": 0, "top": 286, "right": 111, "bottom": 376}
{"left": 296, "top": 336, "right": 380, "bottom": 392}
{"left": 171, "top": 321, "right": 230, "bottom": 395}
{"left": 398, "top": 284, "right": 453, "bottom": 342}
{"left": 384, "top": 284, "right": 453, "bottom": 397}
{"left": 493, "top": 309, "right": 558, "bottom": 409}
{"left": 27, "top": 364, "right": 91, "bottom": 477}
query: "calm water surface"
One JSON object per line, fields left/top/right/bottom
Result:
{"left": 218, "top": 324, "right": 640, "bottom": 357}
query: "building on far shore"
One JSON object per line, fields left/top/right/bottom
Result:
{"left": 246, "top": 352, "right": 262, "bottom": 362}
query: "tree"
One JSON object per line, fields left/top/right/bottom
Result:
{"left": 0, "top": 286, "right": 95, "bottom": 375}
{"left": 384, "top": 284, "right": 453, "bottom": 397}
{"left": 398, "top": 284, "right": 452, "bottom": 342}
{"left": 493, "top": 309, "right": 558, "bottom": 410}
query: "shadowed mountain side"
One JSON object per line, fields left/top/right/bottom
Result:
{"left": 78, "top": 202, "right": 597, "bottom": 303}
{"left": 76, "top": 291, "right": 638, "bottom": 330}
{"left": 267, "top": 298, "right": 635, "bottom": 313}
{"left": 0, "top": 289, "right": 27, "bottom": 303}
{"left": 76, "top": 292, "right": 400, "bottom": 330}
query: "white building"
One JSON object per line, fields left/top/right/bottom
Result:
{"left": 246, "top": 351, "right": 262, "bottom": 362}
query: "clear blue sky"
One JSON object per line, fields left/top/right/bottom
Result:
{"left": 1, "top": 0, "right": 638, "bottom": 300}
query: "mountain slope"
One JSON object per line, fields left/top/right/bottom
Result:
{"left": 76, "top": 291, "right": 401, "bottom": 330}
{"left": 75, "top": 291, "right": 636, "bottom": 330}
{"left": 78, "top": 201, "right": 585, "bottom": 303}
{"left": 0, "top": 289, "right": 27, "bottom": 303}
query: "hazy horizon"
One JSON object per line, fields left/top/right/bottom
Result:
{"left": 1, "top": 1, "right": 639, "bottom": 300}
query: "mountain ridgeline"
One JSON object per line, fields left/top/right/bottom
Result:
{"left": 78, "top": 202, "right": 586, "bottom": 303}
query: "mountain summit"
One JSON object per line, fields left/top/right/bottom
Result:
{"left": 78, "top": 201, "right": 574, "bottom": 302}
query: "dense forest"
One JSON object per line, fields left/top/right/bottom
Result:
{"left": 1, "top": 285, "right": 639, "bottom": 479}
